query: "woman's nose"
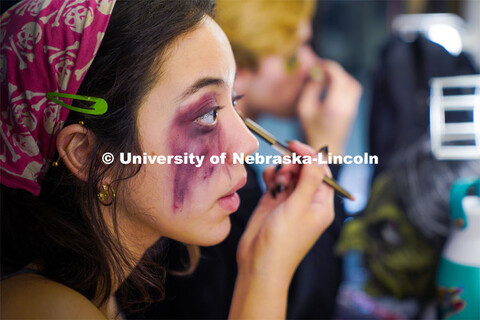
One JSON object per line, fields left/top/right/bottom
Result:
{"left": 224, "top": 107, "right": 259, "bottom": 162}
{"left": 298, "top": 45, "right": 319, "bottom": 72}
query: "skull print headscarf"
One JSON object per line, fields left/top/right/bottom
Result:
{"left": 0, "top": 0, "right": 115, "bottom": 195}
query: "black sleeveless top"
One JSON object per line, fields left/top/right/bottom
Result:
{"left": 1, "top": 267, "right": 43, "bottom": 281}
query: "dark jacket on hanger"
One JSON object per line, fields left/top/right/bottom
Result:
{"left": 369, "top": 35, "right": 478, "bottom": 177}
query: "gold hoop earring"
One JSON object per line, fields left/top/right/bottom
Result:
{"left": 97, "top": 183, "right": 115, "bottom": 206}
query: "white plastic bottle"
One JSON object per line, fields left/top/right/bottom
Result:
{"left": 437, "top": 178, "right": 480, "bottom": 319}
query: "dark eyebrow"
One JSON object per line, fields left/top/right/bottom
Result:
{"left": 179, "top": 77, "right": 225, "bottom": 100}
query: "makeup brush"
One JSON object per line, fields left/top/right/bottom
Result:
{"left": 237, "top": 110, "right": 355, "bottom": 201}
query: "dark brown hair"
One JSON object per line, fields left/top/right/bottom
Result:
{"left": 1, "top": 0, "right": 214, "bottom": 312}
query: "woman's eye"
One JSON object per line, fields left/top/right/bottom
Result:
{"left": 232, "top": 95, "right": 245, "bottom": 107}
{"left": 195, "top": 108, "right": 219, "bottom": 126}
{"left": 285, "top": 54, "right": 299, "bottom": 72}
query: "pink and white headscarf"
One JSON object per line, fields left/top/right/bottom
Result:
{"left": 0, "top": 0, "right": 115, "bottom": 195}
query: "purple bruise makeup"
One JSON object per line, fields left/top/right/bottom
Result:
{"left": 168, "top": 92, "right": 226, "bottom": 211}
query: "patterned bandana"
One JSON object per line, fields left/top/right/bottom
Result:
{"left": 0, "top": 0, "right": 115, "bottom": 195}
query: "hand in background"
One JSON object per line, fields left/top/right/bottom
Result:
{"left": 298, "top": 59, "right": 362, "bottom": 155}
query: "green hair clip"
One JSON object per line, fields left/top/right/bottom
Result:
{"left": 46, "top": 92, "right": 108, "bottom": 115}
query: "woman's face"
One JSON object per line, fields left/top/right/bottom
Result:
{"left": 118, "top": 17, "right": 258, "bottom": 249}
{"left": 241, "top": 21, "right": 318, "bottom": 117}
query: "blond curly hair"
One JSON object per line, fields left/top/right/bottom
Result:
{"left": 215, "top": 0, "right": 315, "bottom": 70}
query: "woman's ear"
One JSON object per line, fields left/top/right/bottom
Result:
{"left": 56, "top": 123, "right": 95, "bottom": 182}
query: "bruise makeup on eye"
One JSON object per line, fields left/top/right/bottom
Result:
{"left": 168, "top": 92, "right": 226, "bottom": 211}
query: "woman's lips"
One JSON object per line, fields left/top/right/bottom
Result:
{"left": 217, "top": 177, "right": 247, "bottom": 212}
{"left": 217, "top": 192, "right": 241, "bottom": 212}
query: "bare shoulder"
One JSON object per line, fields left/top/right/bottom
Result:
{"left": 1, "top": 273, "right": 106, "bottom": 319}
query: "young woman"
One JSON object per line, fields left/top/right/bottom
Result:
{"left": 132, "top": 1, "right": 362, "bottom": 319}
{"left": 1, "top": 1, "right": 334, "bottom": 319}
